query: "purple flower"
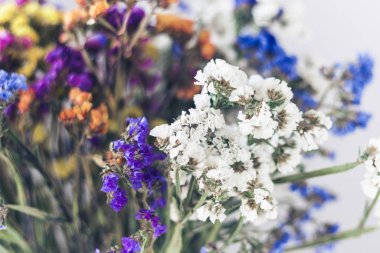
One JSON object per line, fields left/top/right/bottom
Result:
{"left": 136, "top": 209, "right": 166, "bottom": 238}
{"left": 15, "top": 0, "right": 29, "bottom": 6}
{"left": 127, "top": 7, "right": 145, "bottom": 34}
{"left": 110, "top": 187, "right": 128, "bottom": 212}
{"left": 104, "top": 3, "right": 127, "bottom": 30}
{"left": 121, "top": 237, "right": 141, "bottom": 253}
{"left": 67, "top": 72, "right": 93, "bottom": 91}
{"left": 111, "top": 117, "right": 166, "bottom": 192}
{"left": 101, "top": 173, "right": 119, "bottom": 193}
{"left": 85, "top": 33, "right": 108, "bottom": 51}
{"left": 153, "top": 223, "right": 167, "bottom": 238}
{"left": 32, "top": 45, "right": 92, "bottom": 98}
{"left": 0, "top": 30, "right": 14, "bottom": 53}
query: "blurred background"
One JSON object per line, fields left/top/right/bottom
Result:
{"left": 42, "top": 0, "right": 380, "bottom": 252}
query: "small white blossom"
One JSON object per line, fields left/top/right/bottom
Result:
{"left": 238, "top": 102, "right": 278, "bottom": 138}
{"left": 296, "top": 110, "right": 332, "bottom": 151}
{"left": 249, "top": 76, "right": 293, "bottom": 107}
{"left": 196, "top": 201, "right": 226, "bottom": 223}
{"left": 194, "top": 93, "right": 211, "bottom": 110}
{"left": 275, "top": 102, "right": 302, "bottom": 137}
{"left": 361, "top": 138, "right": 380, "bottom": 199}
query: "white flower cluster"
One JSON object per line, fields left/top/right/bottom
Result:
{"left": 361, "top": 138, "right": 380, "bottom": 199}
{"left": 151, "top": 59, "right": 331, "bottom": 225}
{"left": 360, "top": 138, "right": 380, "bottom": 223}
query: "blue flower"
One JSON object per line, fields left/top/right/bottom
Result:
{"left": 101, "top": 173, "right": 119, "bottom": 193}
{"left": 332, "top": 111, "right": 371, "bottom": 136}
{"left": 237, "top": 30, "right": 298, "bottom": 81}
{"left": 235, "top": 0, "right": 257, "bottom": 7}
{"left": 0, "top": 70, "right": 27, "bottom": 103}
{"left": 121, "top": 237, "right": 141, "bottom": 253}
{"left": 270, "top": 231, "right": 291, "bottom": 253}
{"left": 110, "top": 187, "right": 128, "bottom": 212}
{"left": 136, "top": 209, "right": 167, "bottom": 238}
{"left": 111, "top": 117, "right": 166, "bottom": 192}
{"left": 290, "top": 183, "right": 335, "bottom": 209}
{"left": 344, "top": 54, "right": 374, "bottom": 105}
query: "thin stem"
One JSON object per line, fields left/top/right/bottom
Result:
{"left": 218, "top": 217, "right": 244, "bottom": 251}
{"left": 273, "top": 161, "right": 361, "bottom": 184}
{"left": 358, "top": 189, "right": 380, "bottom": 228}
{"left": 284, "top": 226, "right": 378, "bottom": 252}
{"left": 181, "top": 194, "right": 207, "bottom": 225}
{"left": 205, "top": 221, "right": 222, "bottom": 244}
{"left": 5, "top": 128, "right": 72, "bottom": 222}
{"left": 183, "top": 176, "right": 196, "bottom": 210}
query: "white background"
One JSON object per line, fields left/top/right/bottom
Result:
{"left": 50, "top": 0, "right": 380, "bottom": 252}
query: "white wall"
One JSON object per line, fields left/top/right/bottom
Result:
{"left": 284, "top": 1, "right": 380, "bottom": 253}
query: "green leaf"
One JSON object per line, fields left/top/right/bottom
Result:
{"left": 0, "top": 226, "right": 32, "bottom": 253}
{"left": 5, "top": 204, "right": 63, "bottom": 222}
{"left": 273, "top": 161, "right": 361, "bottom": 184}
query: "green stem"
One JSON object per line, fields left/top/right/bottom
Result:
{"left": 5, "top": 128, "right": 72, "bottom": 222}
{"left": 358, "top": 189, "right": 380, "bottom": 228}
{"left": 273, "top": 161, "right": 361, "bottom": 184}
{"left": 175, "top": 169, "right": 183, "bottom": 212}
{"left": 164, "top": 222, "right": 183, "bottom": 253}
{"left": 284, "top": 227, "right": 378, "bottom": 252}
{"left": 184, "top": 176, "right": 196, "bottom": 210}
{"left": 216, "top": 218, "right": 244, "bottom": 252}
{"left": 205, "top": 221, "right": 222, "bottom": 244}
{"left": 181, "top": 194, "right": 207, "bottom": 225}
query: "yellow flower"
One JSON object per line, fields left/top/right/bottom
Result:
{"left": 10, "top": 15, "right": 39, "bottom": 43}
{"left": 32, "top": 123, "right": 48, "bottom": 144}
{"left": 22, "top": 2, "right": 39, "bottom": 17}
{"left": 36, "top": 6, "right": 62, "bottom": 25}
{"left": 18, "top": 47, "right": 45, "bottom": 77}
{"left": 52, "top": 156, "right": 78, "bottom": 179}
{"left": 0, "top": 3, "right": 17, "bottom": 24}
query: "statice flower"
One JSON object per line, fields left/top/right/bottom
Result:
{"left": 151, "top": 59, "right": 331, "bottom": 224}
{"left": 110, "top": 117, "right": 166, "bottom": 192}
{"left": 344, "top": 54, "right": 373, "bottom": 105}
{"left": 290, "top": 183, "right": 336, "bottom": 209}
{"left": 361, "top": 138, "right": 380, "bottom": 199}
{"left": 332, "top": 111, "right": 371, "bottom": 136}
{"left": 135, "top": 209, "right": 167, "bottom": 238}
{"left": 101, "top": 172, "right": 128, "bottom": 212}
{"left": 32, "top": 45, "right": 93, "bottom": 98}
{"left": 0, "top": 70, "right": 27, "bottom": 103}
{"left": 238, "top": 30, "right": 298, "bottom": 81}
{"left": 121, "top": 237, "right": 141, "bottom": 253}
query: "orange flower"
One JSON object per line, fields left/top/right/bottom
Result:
{"left": 18, "top": 88, "right": 35, "bottom": 113}
{"left": 69, "top": 87, "right": 92, "bottom": 105}
{"left": 89, "top": 103, "right": 109, "bottom": 135}
{"left": 176, "top": 85, "right": 201, "bottom": 100}
{"left": 198, "top": 30, "right": 211, "bottom": 44}
{"left": 156, "top": 14, "right": 194, "bottom": 35}
{"left": 75, "top": 0, "right": 87, "bottom": 7}
{"left": 198, "top": 30, "right": 216, "bottom": 60}
{"left": 73, "top": 101, "right": 93, "bottom": 121}
{"left": 159, "top": 0, "right": 178, "bottom": 7}
{"left": 89, "top": 1, "right": 109, "bottom": 19}
{"left": 63, "top": 8, "right": 89, "bottom": 30}
{"left": 201, "top": 43, "right": 216, "bottom": 60}
{"left": 59, "top": 109, "right": 77, "bottom": 125}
